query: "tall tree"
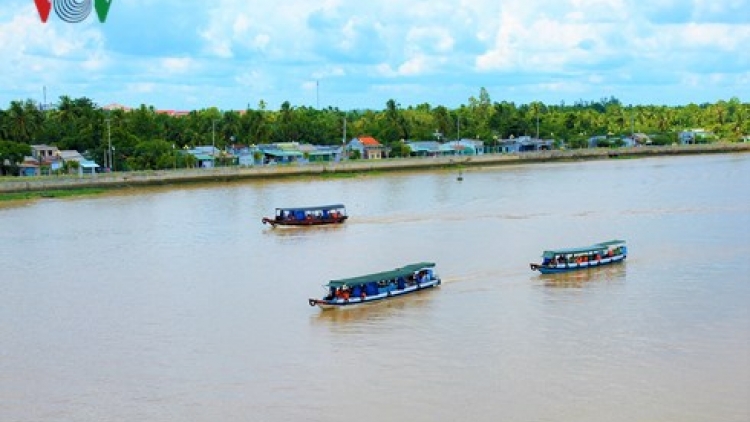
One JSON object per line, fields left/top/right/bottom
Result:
{"left": 6, "top": 100, "right": 43, "bottom": 144}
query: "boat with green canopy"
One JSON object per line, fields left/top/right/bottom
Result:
{"left": 308, "top": 262, "right": 441, "bottom": 309}
{"left": 530, "top": 240, "right": 627, "bottom": 274}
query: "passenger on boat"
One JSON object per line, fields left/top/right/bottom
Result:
{"left": 366, "top": 282, "right": 379, "bottom": 296}
{"left": 397, "top": 277, "right": 406, "bottom": 290}
{"left": 325, "top": 287, "right": 336, "bottom": 300}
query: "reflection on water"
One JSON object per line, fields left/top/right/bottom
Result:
{"left": 536, "top": 263, "right": 628, "bottom": 288}
{"left": 310, "top": 288, "right": 439, "bottom": 325}
{"left": 261, "top": 223, "right": 348, "bottom": 237}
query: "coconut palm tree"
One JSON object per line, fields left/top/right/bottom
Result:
{"left": 6, "top": 100, "right": 42, "bottom": 143}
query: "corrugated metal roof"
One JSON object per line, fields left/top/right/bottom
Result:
{"left": 275, "top": 204, "right": 345, "bottom": 212}
{"left": 327, "top": 262, "right": 436, "bottom": 288}
{"left": 264, "top": 150, "right": 303, "bottom": 157}
{"left": 542, "top": 240, "right": 626, "bottom": 257}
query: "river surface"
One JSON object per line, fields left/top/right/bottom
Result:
{"left": 1, "top": 153, "right": 749, "bottom": 422}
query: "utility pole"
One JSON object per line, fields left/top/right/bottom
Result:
{"left": 212, "top": 120, "right": 217, "bottom": 168}
{"left": 106, "top": 118, "right": 112, "bottom": 171}
{"left": 342, "top": 117, "right": 347, "bottom": 160}
{"left": 342, "top": 117, "right": 347, "bottom": 144}
{"left": 456, "top": 116, "right": 460, "bottom": 147}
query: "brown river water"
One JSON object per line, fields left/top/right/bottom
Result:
{"left": 1, "top": 153, "right": 748, "bottom": 422}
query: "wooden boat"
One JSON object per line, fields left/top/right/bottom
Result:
{"left": 308, "top": 262, "right": 441, "bottom": 309}
{"left": 530, "top": 240, "right": 627, "bottom": 274}
{"left": 262, "top": 204, "right": 348, "bottom": 227}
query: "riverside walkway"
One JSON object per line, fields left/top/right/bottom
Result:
{"left": 1, "top": 143, "right": 748, "bottom": 194}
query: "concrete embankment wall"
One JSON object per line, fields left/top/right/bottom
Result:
{"left": 1, "top": 143, "right": 748, "bottom": 194}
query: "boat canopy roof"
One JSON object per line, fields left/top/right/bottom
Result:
{"left": 275, "top": 204, "right": 345, "bottom": 212}
{"left": 326, "top": 262, "right": 436, "bottom": 288}
{"left": 542, "top": 240, "right": 626, "bottom": 257}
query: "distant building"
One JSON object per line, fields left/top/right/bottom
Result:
{"left": 348, "top": 136, "right": 385, "bottom": 159}
{"left": 102, "top": 103, "right": 133, "bottom": 112}
{"left": 630, "top": 133, "right": 651, "bottom": 146}
{"left": 186, "top": 146, "right": 219, "bottom": 168}
{"left": 498, "top": 136, "right": 553, "bottom": 153}
{"left": 406, "top": 141, "right": 442, "bottom": 157}
{"left": 18, "top": 157, "right": 40, "bottom": 176}
{"left": 156, "top": 109, "right": 190, "bottom": 117}
{"left": 679, "top": 129, "right": 715, "bottom": 144}
{"left": 441, "top": 139, "right": 483, "bottom": 155}
{"left": 31, "top": 144, "right": 64, "bottom": 173}
{"left": 257, "top": 142, "right": 304, "bottom": 164}
{"left": 587, "top": 135, "right": 639, "bottom": 148}
{"left": 57, "top": 150, "right": 100, "bottom": 175}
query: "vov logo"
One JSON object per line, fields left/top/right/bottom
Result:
{"left": 34, "top": 0, "right": 113, "bottom": 23}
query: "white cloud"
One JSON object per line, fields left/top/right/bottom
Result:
{"left": 311, "top": 66, "right": 346, "bottom": 79}
{"left": 398, "top": 55, "right": 431, "bottom": 76}
{"left": 406, "top": 27, "right": 455, "bottom": 54}
{"left": 376, "top": 63, "right": 398, "bottom": 78}
{"left": 160, "top": 57, "right": 194, "bottom": 74}
{"left": 82, "top": 52, "right": 108, "bottom": 72}
{"left": 126, "top": 82, "right": 156, "bottom": 94}
{"left": 235, "top": 69, "right": 272, "bottom": 92}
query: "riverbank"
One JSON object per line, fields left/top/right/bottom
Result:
{"left": 1, "top": 142, "right": 748, "bottom": 194}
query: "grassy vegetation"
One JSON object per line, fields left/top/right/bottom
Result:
{"left": 0, "top": 188, "right": 107, "bottom": 202}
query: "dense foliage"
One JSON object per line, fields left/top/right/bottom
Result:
{"left": 0, "top": 91, "right": 747, "bottom": 173}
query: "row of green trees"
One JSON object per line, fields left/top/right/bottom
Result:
{"left": 0, "top": 90, "right": 747, "bottom": 174}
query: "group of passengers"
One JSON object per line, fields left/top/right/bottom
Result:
{"left": 543, "top": 249, "right": 620, "bottom": 267}
{"left": 278, "top": 209, "right": 342, "bottom": 221}
{"left": 324, "top": 271, "right": 433, "bottom": 302}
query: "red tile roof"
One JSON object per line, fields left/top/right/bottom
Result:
{"left": 358, "top": 136, "right": 381, "bottom": 146}
{"left": 156, "top": 110, "right": 190, "bottom": 117}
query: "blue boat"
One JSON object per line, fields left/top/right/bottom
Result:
{"left": 262, "top": 204, "right": 348, "bottom": 227}
{"left": 530, "top": 240, "right": 627, "bottom": 274}
{"left": 308, "top": 262, "right": 441, "bottom": 309}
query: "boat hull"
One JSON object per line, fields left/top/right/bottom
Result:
{"left": 262, "top": 216, "right": 348, "bottom": 227}
{"left": 530, "top": 255, "right": 626, "bottom": 274}
{"left": 308, "top": 278, "right": 441, "bottom": 310}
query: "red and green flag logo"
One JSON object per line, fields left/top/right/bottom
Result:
{"left": 34, "top": 0, "right": 113, "bottom": 23}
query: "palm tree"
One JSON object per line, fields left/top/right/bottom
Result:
{"left": 6, "top": 100, "right": 42, "bottom": 143}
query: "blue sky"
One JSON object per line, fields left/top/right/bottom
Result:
{"left": 2, "top": 0, "right": 748, "bottom": 111}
